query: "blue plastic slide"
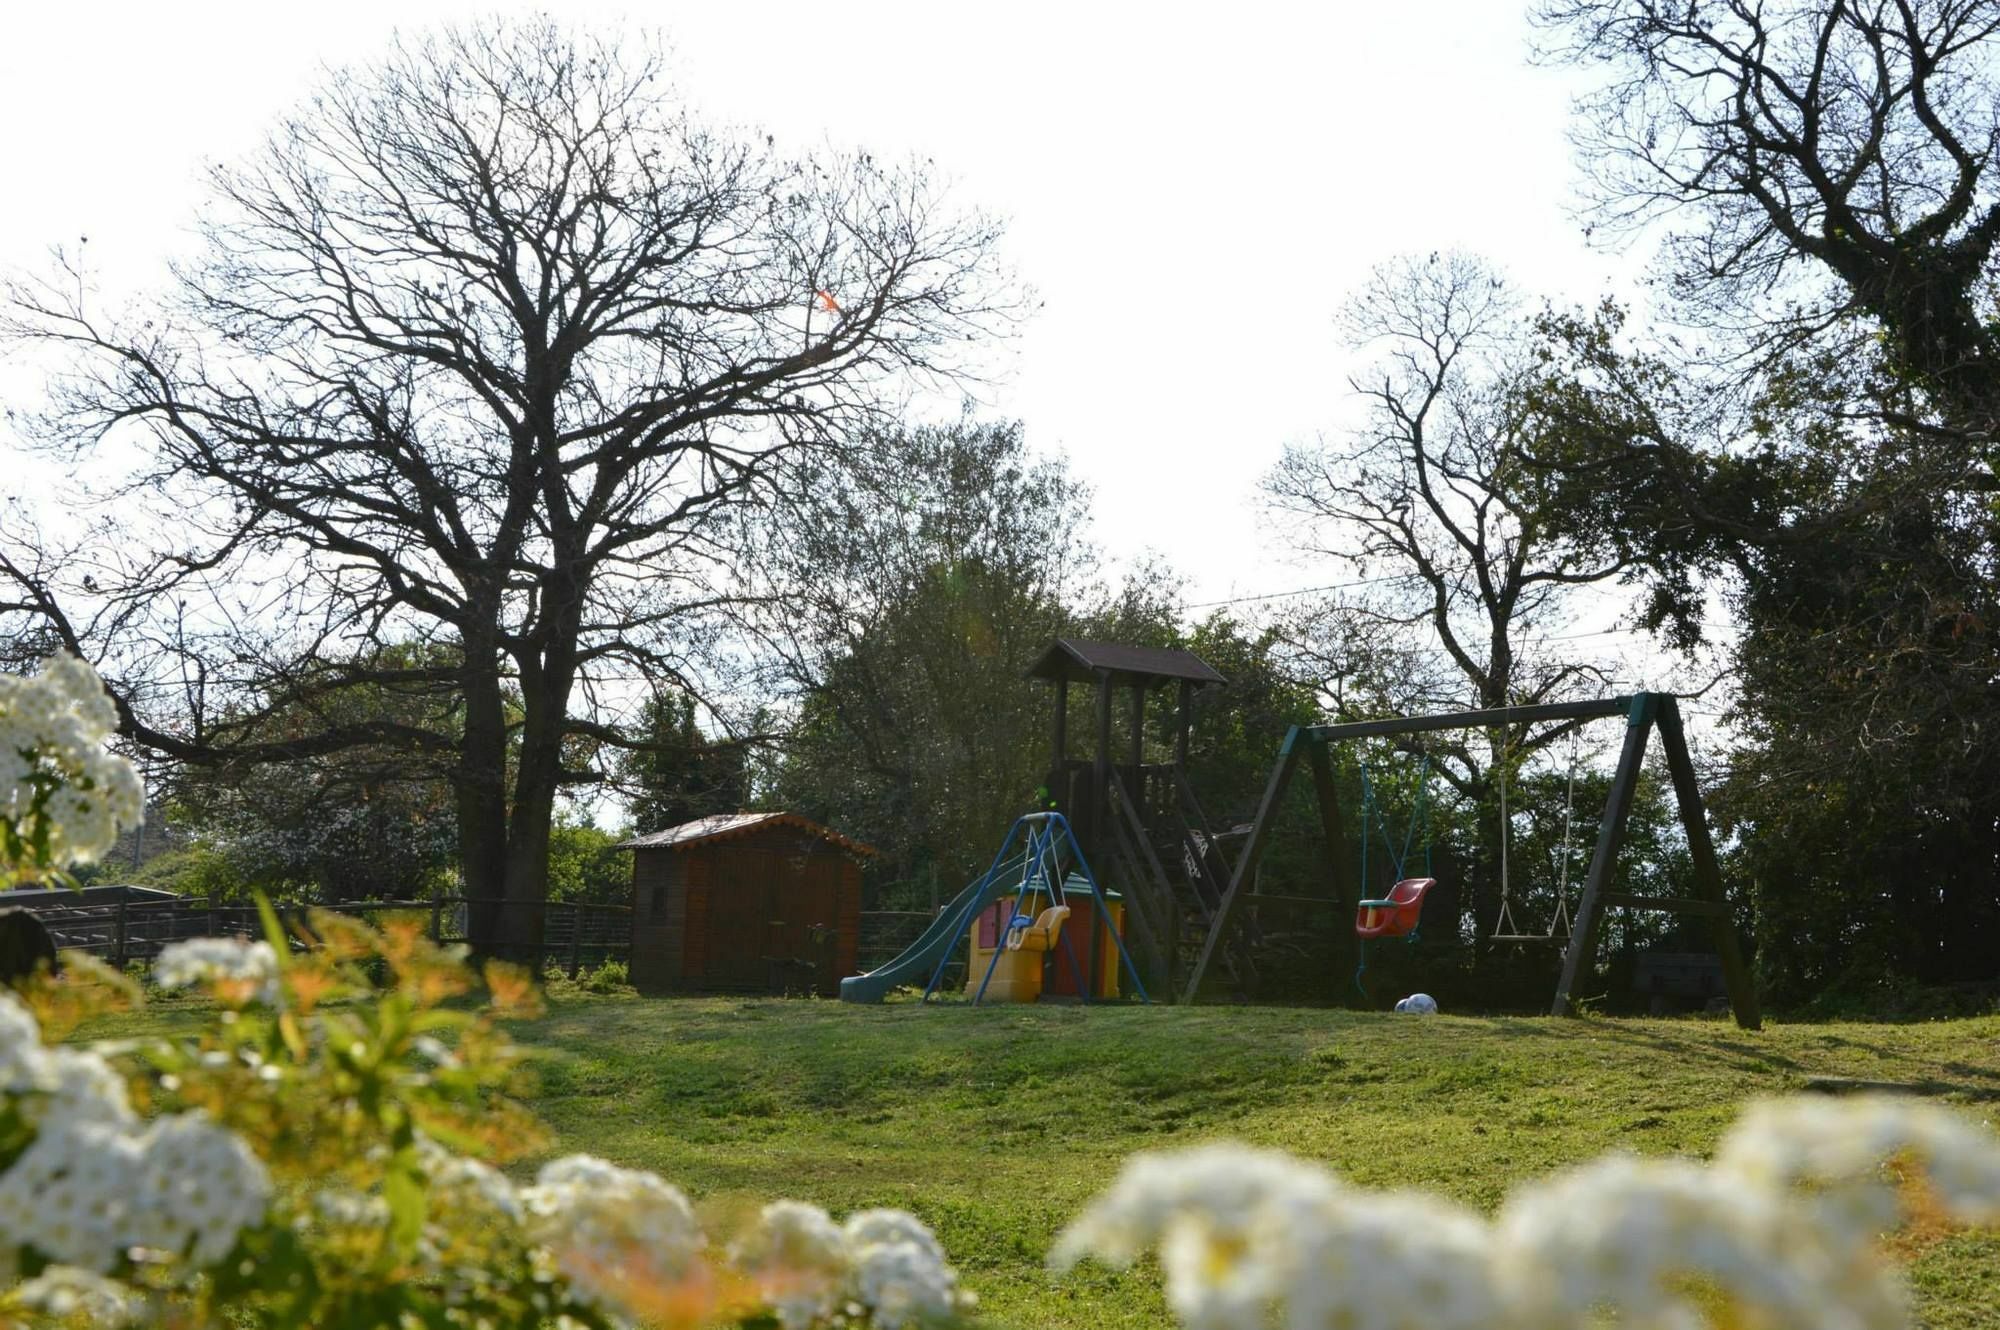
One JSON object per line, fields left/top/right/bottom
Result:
{"left": 837, "top": 855, "right": 1025, "bottom": 1003}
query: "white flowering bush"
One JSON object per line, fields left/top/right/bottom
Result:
{"left": 0, "top": 910, "right": 976, "bottom": 1330}
{"left": 0, "top": 652, "right": 974, "bottom": 1329}
{"left": 0, "top": 654, "right": 143, "bottom": 886}
{"left": 1056, "top": 1096, "right": 2000, "bottom": 1330}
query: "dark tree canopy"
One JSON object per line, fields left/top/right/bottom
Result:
{"left": 616, "top": 691, "right": 749, "bottom": 836}
{"left": 0, "top": 19, "right": 1010, "bottom": 957}
{"left": 1531, "top": 0, "right": 2000, "bottom": 1004}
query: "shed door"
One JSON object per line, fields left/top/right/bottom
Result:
{"left": 704, "top": 851, "right": 774, "bottom": 990}
{"left": 780, "top": 855, "right": 843, "bottom": 994}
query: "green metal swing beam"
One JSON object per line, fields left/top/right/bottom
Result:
{"left": 1178, "top": 692, "right": 1761, "bottom": 1030}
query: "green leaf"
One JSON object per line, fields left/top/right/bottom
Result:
{"left": 383, "top": 1145, "right": 428, "bottom": 1255}
{"left": 253, "top": 890, "right": 292, "bottom": 970}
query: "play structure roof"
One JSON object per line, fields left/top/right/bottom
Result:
{"left": 617, "top": 812, "right": 877, "bottom": 857}
{"left": 1024, "top": 638, "right": 1227, "bottom": 687}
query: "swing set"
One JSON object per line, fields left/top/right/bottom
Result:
{"left": 1179, "top": 692, "right": 1761, "bottom": 1029}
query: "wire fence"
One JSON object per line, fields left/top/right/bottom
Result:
{"left": 24, "top": 893, "right": 633, "bottom": 978}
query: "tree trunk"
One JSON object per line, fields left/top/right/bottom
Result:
{"left": 493, "top": 575, "right": 586, "bottom": 966}
{"left": 458, "top": 648, "right": 512, "bottom": 955}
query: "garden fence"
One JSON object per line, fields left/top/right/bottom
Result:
{"left": 22, "top": 892, "right": 632, "bottom": 978}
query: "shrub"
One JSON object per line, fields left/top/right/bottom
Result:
{"left": 582, "top": 957, "right": 631, "bottom": 994}
{"left": 1, "top": 914, "right": 975, "bottom": 1328}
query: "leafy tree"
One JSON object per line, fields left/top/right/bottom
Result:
{"left": 1265, "top": 255, "right": 1652, "bottom": 949}
{"left": 162, "top": 646, "right": 463, "bottom": 903}
{"left": 545, "top": 814, "right": 632, "bottom": 906}
{"left": 748, "top": 417, "right": 1091, "bottom": 904}
{"left": 0, "top": 20, "right": 1008, "bottom": 959}
{"left": 615, "top": 692, "right": 749, "bottom": 836}
{"left": 1527, "top": 0, "right": 2000, "bottom": 1003}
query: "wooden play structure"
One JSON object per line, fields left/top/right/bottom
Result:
{"left": 622, "top": 813, "right": 873, "bottom": 996}
{"left": 1025, "top": 638, "right": 1262, "bottom": 998}
{"left": 839, "top": 639, "right": 1233, "bottom": 1004}
{"left": 1178, "top": 693, "right": 1762, "bottom": 1029}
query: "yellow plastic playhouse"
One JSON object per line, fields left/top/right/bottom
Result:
{"left": 965, "top": 875, "right": 1125, "bottom": 1002}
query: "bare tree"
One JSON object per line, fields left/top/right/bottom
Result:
{"left": 1266, "top": 255, "right": 1660, "bottom": 940}
{"left": 0, "top": 20, "right": 1010, "bottom": 957}
{"left": 1267, "top": 255, "right": 1634, "bottom": 790}
{"left": 1535, "top": 0, "right": 2000, "bottom": 434}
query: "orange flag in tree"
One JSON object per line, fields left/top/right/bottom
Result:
{"left": 816, "top": 289, "right": 839, "bottom": 315}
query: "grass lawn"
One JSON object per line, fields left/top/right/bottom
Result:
{"left": 499, "top": 994, "right": 2000, "bottom": 1329}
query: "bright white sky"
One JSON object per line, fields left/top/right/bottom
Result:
{"left": 1, "top": 1, "right": 1690, "bottom": 689}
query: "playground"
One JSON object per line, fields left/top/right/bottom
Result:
{"left": 500, "top": 994, "right": 1999, "bottom": 1329}
{"left": 815, "top": 639, "right": 1759, "bottom": 1025}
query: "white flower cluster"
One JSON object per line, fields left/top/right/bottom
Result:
{"left": 3, "top": 1263, "right": 146, "bottom": 1327}
{"left": 0, "top": 654, "right": 143, "bottom": 874}
{"left": 735, "top": 1201, "right": 971, "bottom": 1330}
{"left": 1055, "top": 1095, "right": 2000, "bottom": 1330}
{"left": 0, "top": 992, "right": 272, "bottom": 1281}
{"left": 1719, "top": 1095, "right": 2000, "bottom": 1245}
{"left": 514, "top": 1153, "right": 968, "bottom": 1329}
{"left": 418, "top": 1135, "right": 523, "bottom": 1223}
{"left": 153, "top": 935, "right": 284, "bottom": 1006}
{"left": 1053, "top": 1144, "right": 1495, "bottom": 1330}
{"left": 520, "top": 1153, "right": 707, "bottom": 1316}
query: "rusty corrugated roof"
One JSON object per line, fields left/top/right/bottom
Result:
{"left": 616, "top": 812, "right": 876, "bottom": 857}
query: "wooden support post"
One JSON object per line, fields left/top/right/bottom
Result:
{"left": 1094, "top": 672, "right": 1113, "bottom": 845}
{"left": 1128, "top": 685, "right": 1146, "bottom": 793}
{"left": 1102, "top": 824, "right": 1168, "bottom": 989}
{"left": 1552, "top": 694, "right": 1657, "bottom": 1017}
{"left": 1305, "top": 736, "right": 1354, "bottom": 976}
{"left": 1174, "top": 679, "right": 1193, "bottom": 770}
{"left": 1182, "top": 727, "right": 1306, "bottom": 1004}
{"left": 1305, "top": 736, "right": 1353, "bottom": 905}
{"left": 113, "top": 891, "right": 129, "bottom": 970}
{"left": 1656, "top": 697, "right": 1762, "bottom": 1030}
{"left": 1050, "top": 679, "right": 1068, "bottom": 796}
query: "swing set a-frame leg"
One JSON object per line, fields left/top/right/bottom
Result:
{"left": 1181, "top": 727, "right": 1307, "bottom": 1005}
{"left": 1551, "top": 694, "right": 1761, "bottom": 1031}
{"left": 1552, "top": 695, "right": 1655, "bottom": 1019}
{"left": 1657, "top": 697, "right": 1761, "bottom": 1031}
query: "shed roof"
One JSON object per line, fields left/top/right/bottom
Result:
{"left": 616, "top": 812, "right": 876, "bottom": 857}
{"left": 1024, "top": 638, "right": 1227, "bottom": 687}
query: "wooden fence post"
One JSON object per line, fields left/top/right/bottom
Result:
{"left": 113, "top": 892, "right": 129, "bottom": 969}
{"left": 567, "top": 903, "right": 584, "bottom": 977}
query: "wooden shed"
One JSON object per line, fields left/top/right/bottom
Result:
{"left": 620, "top": 813, "right": 873, "bottom": 996}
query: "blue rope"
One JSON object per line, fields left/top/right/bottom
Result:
{"left": 1354, "top": 753, "right": 1434, "bottom": 1009}
{"left": 1358, "top": 754, "right": 1432, "bottom": 884}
